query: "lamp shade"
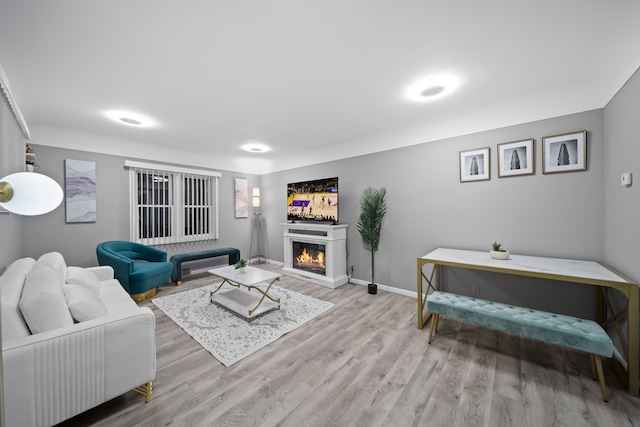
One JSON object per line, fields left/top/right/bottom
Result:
{"left": 252, "top": 187, "right": 260, "bottom": 207}
{"left": 0, "top": 172, "right": 63, "bottom": 215}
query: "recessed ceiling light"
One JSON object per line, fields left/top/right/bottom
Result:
{"left": 405, "top": 75, "right": 460, "bottom": 102}
{"left": 105, "top": 110, "right": 155, "bottom": 127}
{"left": 119, "top": 117, "right": 142, "bottom": 126}
{"left": 242, "top": 141, "right": 270, "bottom": 153}
{"left": 420, "top": 85, "right": 445, "bottom": 97}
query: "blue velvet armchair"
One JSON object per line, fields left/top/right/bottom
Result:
{"left": 96, "top": 241, "right": 173, "bottom": 301}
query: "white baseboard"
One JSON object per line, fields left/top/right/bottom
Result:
{"left": 346, "top": 277, "right": 417, "bottom": 298}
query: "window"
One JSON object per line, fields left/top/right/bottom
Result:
{"left": 126, "top": 161, "right": 220, "bottom": 245}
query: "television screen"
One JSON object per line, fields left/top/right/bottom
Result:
{"left": 287, "top": 177, "right": 338, "bottom": 223}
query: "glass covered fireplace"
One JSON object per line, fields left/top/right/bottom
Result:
{"left": 282, "top": 223, "right": 348, "bottom": 289}
{"left": 292, "top": 241, "right": 326, "bottom": 276}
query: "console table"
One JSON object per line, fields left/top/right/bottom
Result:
{"left": 417, "top": 248, "right": 639, "bottom": 397}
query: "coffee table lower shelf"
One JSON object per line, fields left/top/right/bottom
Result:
{"left": 211, "top": 288, "right": 280, "bottom": 322}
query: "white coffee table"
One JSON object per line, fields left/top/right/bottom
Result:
{"left": 208, "top": 265, "right": 281, "bottom": 322}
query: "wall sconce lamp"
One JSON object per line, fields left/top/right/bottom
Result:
{"left": 0, "top": 172, "right": 63, "bottom": 215}
{"left": 252, "top": 187, "right": 260, "bottom": 209}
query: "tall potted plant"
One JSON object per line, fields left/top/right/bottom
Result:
{"left": 357, "top": 187, "right": 387, "bottom": 294}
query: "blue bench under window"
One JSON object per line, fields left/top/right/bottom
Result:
{"left": 170, "top": 248, "right": 240, "bottom": 285}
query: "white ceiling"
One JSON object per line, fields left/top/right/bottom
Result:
{"left": 1, "top": 1, "right": 639, "bottom": 175}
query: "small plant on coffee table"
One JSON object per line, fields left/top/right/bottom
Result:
{"left": 234, "top": 259, "right": 247, "bottom": 269}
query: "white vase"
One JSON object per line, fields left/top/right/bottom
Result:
{"left": 490, "top": 250, "right": 510, "bottom": 260}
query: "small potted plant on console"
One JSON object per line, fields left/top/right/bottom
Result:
{"left": 490, "top": 242, "right": 510, "bottom": 260}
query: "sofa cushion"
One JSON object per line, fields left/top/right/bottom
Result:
{"left": 64, "top": 284, "right": 109, "bottom": 322}
{"left": 20, "top": 266, "right": 74, "bottom": 334}
{"left": 66, "top": 266, "right": 101, "bottom": 294}
{"left": 4, "top": 257, "right": 36, "bottom": 276}
{"left": 35, "top": 251, "right": 68, "bottom": 282}
{"left": 1, "top": 272, "right": 32, "bottom": 341}
{"left": 100, "top": 279, "right": 139, "bottom": 314}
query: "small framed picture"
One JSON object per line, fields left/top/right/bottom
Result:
{"left": 498, "top": 138, "right": 534, "bottom": 178}
{"left": 542, "top": 130, "right": 587, "bottom": 174}
{"left": 460, "top": 147, "right": 490, "bottom": 182}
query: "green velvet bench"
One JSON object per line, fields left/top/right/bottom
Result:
{"left": 170, "top": 247, "right": 240, "bottom": 285}
{"left": 427, "top": 291, "right": 613, "bottom": 401}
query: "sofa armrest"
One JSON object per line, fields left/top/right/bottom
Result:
{"left": 3, "top": 308, "right": 156, "bottom": 427}
{"left": 86, "top": 265, "right": 115, "bottom": 281}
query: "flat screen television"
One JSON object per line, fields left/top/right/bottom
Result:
{"left": 287, "top": 177, "right": 339, "bottom": 224}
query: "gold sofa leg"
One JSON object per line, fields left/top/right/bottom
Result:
{"left": 134, "top": 381, "right": 153, "bottom": 403}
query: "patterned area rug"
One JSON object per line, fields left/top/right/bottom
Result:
{"left": 152, "top": 283, "right": 334, "bottom": 367}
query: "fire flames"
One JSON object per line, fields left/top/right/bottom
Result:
{"left": 296, "top": 247, "right": 325, "bottom": 268}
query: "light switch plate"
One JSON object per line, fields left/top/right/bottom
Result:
{"left": 621, "top": 172, "right": 632, "bottom": 186}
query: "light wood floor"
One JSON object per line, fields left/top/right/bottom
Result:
{"left": 59, "top": 264, "right": 640, "bottom": 427}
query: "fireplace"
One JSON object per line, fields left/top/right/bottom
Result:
{"left": 293, "top": 242, "right": 326, "bottom": 275}
{"left": 282, "top": 223, "right": 348, "bottom": 288}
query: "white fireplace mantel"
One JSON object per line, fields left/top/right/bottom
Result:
{"left": 281, "top": 222, "right": 348, "bottom": 288}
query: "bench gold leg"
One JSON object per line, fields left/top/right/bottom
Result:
{"left": 592, "top": 355, "right": 608, "bottom": 402}
{"left": 428, "top": 314, "right": 439, "bottom": 344}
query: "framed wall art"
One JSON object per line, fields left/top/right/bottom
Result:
{"left": 65, "top": 159, "right": 96, "bottom": 223}
{"left": 460, "top": 147, "right": 490, "bottom": 182}
{"left": 234, "top": 177, "right": 248, "bottom": 218}
{"left": 498, "top": 138, "right": 534, "bottom": 178}
{"left": 542, "top": 130, "right": 587, "bottom": 174}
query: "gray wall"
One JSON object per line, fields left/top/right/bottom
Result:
{"left": 20, "top": 128, "right": 259, "bottom": 268}
{"left": 604, "top": 67, "right": 640, "bottom": 280}
{"left": 602, "top": 66, "right": 640, "bottom": 350}
{"left": 262, "top": 109, "right": 605, "bottom": 318}
{"left": 0, "top": 89, "right": 27, "bottom": 271}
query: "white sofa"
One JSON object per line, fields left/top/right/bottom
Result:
{"left": 1, "top": 252, "right": 156, "bottom": 427}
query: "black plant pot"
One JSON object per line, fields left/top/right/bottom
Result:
{"left": 368, "top": 283, "right": 377, "bottom": 295}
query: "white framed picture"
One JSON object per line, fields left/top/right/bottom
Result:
{"left": 498, "top": 138, "right": 534, "bottom": 178}
{"left": 460, "top": 147, "right": 490, "bottom": 182}
{"left": 542, "top": 130, "right": 587, "bottom": 174}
